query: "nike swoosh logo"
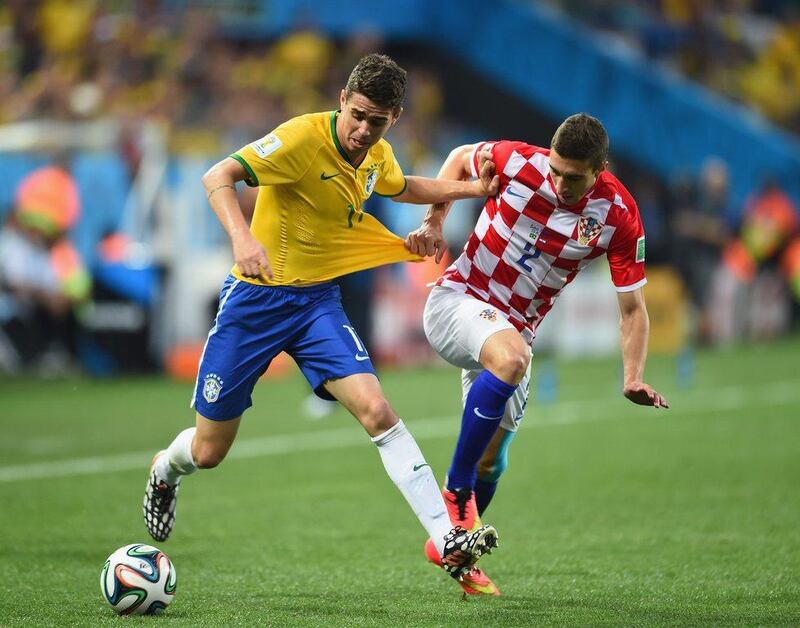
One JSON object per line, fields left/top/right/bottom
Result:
{"left": 474, "top": 408, "right": 503, "bottom": 420}
{"left": 320, "top": 172, "right": 340, "bottom": 180}
{"left": 412, "top": 463, "right": 430, "bottom": 472}
{"left": 355, "top": 354, "right": 370, "bottom": 362}
{"left": 506, "top": 187, "right": 526, "bottom": 199}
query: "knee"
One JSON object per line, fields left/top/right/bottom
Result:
{"left": 359, "top": 396, "right": 397, "bottom": 435}
{"left": 488, "top": 346, "right": 530, "bottom": 385}
{"left": 506, "top": 349, "right": 531, "bottom": 384}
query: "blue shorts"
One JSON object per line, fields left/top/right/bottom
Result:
{"left": 191, "top": 275, "right": 375, "bottom": 421}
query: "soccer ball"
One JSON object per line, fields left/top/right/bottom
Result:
{"left": 100, "top": 543, "right": 177, "bottom": 615}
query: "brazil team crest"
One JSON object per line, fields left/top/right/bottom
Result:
{"left": 365, "top": 169, "right": 378, "bottom": 196}
{"left": 203, "top": 374, "right": 223, "bottom": 403}
{"left": 577, "top": 215, "right": 603, "bottom": 245}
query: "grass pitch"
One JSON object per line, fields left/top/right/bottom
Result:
{"left": 1, "top": 339, "right": 798, "bottom": 626}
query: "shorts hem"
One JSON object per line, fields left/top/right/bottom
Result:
{"left": 193, "top": 400, "right": 252, "bottom": 421}
{"left": 308, "top": 364, "right": 377, "bottom": 400}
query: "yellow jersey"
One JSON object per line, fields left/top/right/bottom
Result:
{"left": 229, "top": 110, "right": 421, "bottom": 285}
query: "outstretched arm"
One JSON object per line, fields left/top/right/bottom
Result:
{"left": 393, "top": 144, "right": 497, "bottom": 207}
{"left": 201, "top": 157, "right": 273, "bottom": 280}
{"left": 618, "top": 288, "right": 670, "bottom": 408}
{"left": 404, "top": 144, "right": 492, "bottom": 263}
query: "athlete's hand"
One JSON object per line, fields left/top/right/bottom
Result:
{"left": 232, "top": 232, "right": 274, "bottom": 280}
{"left": 476, "top": 148, "right": 500, "bottom": 197}
{"left": 624, "top": 381, "right": 670, "bottom": 408}
{"left": 405, "top": 220, "right": 448, "bottom": 263}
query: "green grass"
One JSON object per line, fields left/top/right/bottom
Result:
{"left": 1, "top": 339, "right": 799, "bottom": 626}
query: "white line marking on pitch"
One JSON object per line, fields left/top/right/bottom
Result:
{"left": 0, "top": 380, "right": 797, "bottom": 483}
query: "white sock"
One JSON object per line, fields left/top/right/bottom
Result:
{"left": 156, "top": 427, "right": 198, "bottom": 484}
{"left": 371, "top": 420, "right": 451, "bottom": 555}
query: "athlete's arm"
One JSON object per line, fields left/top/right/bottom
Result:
{"left": 202, "top": 157, "right": 273, "bottom": 280}
{"left": 617, "top": 288, "right": 669, "bottom": 408}
{"left": 404, "top": 144, "right": 493, "bottom": 262}
{"left": 394, "top": 144, "right": 498, "bottom": 206}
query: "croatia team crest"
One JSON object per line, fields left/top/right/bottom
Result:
{"left": 577, "top": 215, "right": 603, "bottom": 245}
{"left": 479, "top": 308, "right": 498, "bottom": 322}
{"left": 203, "top": 374, "right": 223, "bottom": 403}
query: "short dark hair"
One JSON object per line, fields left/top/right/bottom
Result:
{"left": 551, "top": 113, "right": 609, "bottom": 171}
{"left": 345, "top": 54, "right": 407, "bottom": 111}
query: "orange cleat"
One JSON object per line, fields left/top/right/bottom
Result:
{"left": 443, "top": 486, "right": 481, "bottom": 532}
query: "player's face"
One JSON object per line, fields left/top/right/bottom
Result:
{"left": 548, "top": 150, "right": 605, "bottom": 206}
{"left": 338, "top": 90, "right": 401, "bottom": 160}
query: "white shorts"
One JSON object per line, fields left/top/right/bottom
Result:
{"left": 423, "top": 285, "right": 531, "bottom": 432}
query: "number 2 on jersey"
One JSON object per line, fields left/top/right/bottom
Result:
{"left": 515, "top": 240, "right": 541, "bottom": 272}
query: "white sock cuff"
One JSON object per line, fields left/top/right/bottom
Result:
{"left": 371, "top": 419, "right": 407, "bottom": 446}
{"left": 167, "top": 427, "right": 198, "bottom": 476}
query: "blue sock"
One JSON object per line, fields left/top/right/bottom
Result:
{"left": 474, "top": 478, "right": 497, "bottom": 516}
{"left": 447, "top": 370, "right": 516, "bottom": 490}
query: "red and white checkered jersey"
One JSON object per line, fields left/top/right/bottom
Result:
{"left": 437, "top": 141, "right": 647, "bottom": 341}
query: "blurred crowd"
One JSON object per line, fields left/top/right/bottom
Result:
{"left": 0, "top": 0, "right": 462, "bottom": 374}
{"left": 0, "top": 0, "right": 448, "bottom": 169}
{"left": 619, "top": 157, "right": 800, "bottom": 346}
{"left": 1, "top": 0, "right": 799, "bottom": 376}
{"left": 545, "top": 0, "right": 800, "bottom": 132}
{"left": 0, "top": 164, "right": 89, "bottom": 373}
{"left": 667, "top": 161, "right": 800, "bottom": 344}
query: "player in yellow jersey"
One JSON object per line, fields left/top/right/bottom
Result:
{"left": 143, "top": 54, "right": 500, "bottom": 588}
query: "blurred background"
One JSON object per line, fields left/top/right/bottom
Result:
{"left": 1, "top": 0, "right": 799, "bottom": 392}
{"left": 3, "top": 5, "right": 799, "bottom": 621}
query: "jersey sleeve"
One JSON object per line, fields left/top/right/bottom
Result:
{"left": 607, "top": 199, "right": 647, "bottom": 291}
{"left": 373, "top": 141, "right": 407, "bottom": 197}
{"left": 230, "top": 118, "right": 316, "bottom": 187}
{"left": 468, "top": 140, "right": 534, "bottom": 184}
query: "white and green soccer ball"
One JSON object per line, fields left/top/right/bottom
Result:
{"left": 100, "top": 543, "right": 176, "bottom": 615}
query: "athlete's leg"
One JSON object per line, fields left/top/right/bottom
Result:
{"left": 144, "top": 413, "right": 241, "bottom": 542}
{"left": 191, "top": 413, "right": 241, "bottom": 468}
{"left": 446, "top": 329, "right": 529, "bottom": 491}
{"left": 322, "top": 373, "right": 395, "bottom": 435}
{"left": 144, "top": 276, "right": 291, "bottom": 542}
{"left": 481, "top": 329, "right": 531, "bottom": 385}
{"left": 154, "top": 413, "right": 241, "bottom": 484}
{"left": 324, "top": 373, "right": 452, "bottom": 552}
{"left": 466, "top": 360, "right": 529, "bottom": 515}
{"left": 291, "top": 298, "right": 452, "bottom": 549}
{"left": 289, "top": 289, "right": 497, "bottom": 575}
{"left": 475, "top": 427, "right": 516, "bottom": 515}
{"left": 423, "top": 287, "right": 530, "bottom": 494}
{"left": 324, "top": 372, "right": 497, "bottom": 574}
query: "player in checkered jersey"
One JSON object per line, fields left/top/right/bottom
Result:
{"left": 406, "top": 113, "right": 670, "bottom": 595}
